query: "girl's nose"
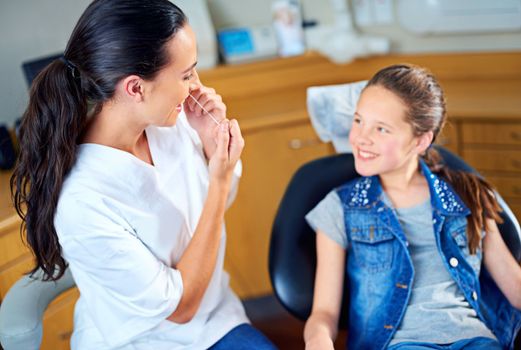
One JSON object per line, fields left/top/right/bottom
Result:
{"left": 355, "top": 127, "right": 373, "bottom": 146}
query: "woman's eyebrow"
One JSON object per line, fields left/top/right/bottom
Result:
{"left": 182, "top": 61, "right": 197, "bottom": 74}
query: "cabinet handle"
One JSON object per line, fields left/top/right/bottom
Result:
{"left": 510, "top": 131, "right": 521, "bottom": 141}
{"left": 60, "top": 330, "right": 73, "bottom": 340}
{"left": 288, "top": 138, "right": 321, "bottom": 150}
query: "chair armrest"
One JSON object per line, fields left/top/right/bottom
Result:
{"left": 0, "top": 268, "right": 75, "bottom": 350}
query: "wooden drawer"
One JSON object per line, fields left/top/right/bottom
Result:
{"left": 41, "top": 287, "right": 80, "bottom": 350}
{"left": 463, "top": 150, "right": 521, "bottom": 173}
{"left": 487, "top": 176, "right": 521, "bottom": 199}
{"left": 462, "top": 122, "right": 521, "bottom": 146}
{"left": 0, "top": 217, "right": 29, "bottom": 267}
{"left": 0, "top": 254, "right": 34, "bottom": 300}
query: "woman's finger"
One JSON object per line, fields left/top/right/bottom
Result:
{"left": 215, "top": 120, "right": 230, "bottom": 162}
{"left": 228, "top": 119, "right": 244, "bottom": 163}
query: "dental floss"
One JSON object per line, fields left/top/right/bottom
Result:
{"left": 188, "top": 94, "right": 221, "bottom": 125}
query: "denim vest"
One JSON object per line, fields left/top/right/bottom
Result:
{"left": 336, "top": 160, "right": 521, "bottom": 350}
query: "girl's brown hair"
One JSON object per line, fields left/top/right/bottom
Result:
{"left": 366, "top": 64, "right": 502, "bottom": 254}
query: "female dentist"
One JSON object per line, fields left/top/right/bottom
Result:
{"left": 11, "top": 0, "right": 276, "bottom": 349}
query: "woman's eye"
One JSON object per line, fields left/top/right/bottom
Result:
{"left": 183, "top": 73, "right": 193, "bottom": 81}
{"left": 353, "top": 117, "right": 361, "bottom": 124}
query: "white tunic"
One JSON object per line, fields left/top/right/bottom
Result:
{"left": 54, "top": 112, "right": 249, "bottom": 350}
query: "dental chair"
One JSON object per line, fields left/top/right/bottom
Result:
{"left": 268, "top": 146, "right": 521, "bottom": 347}
{"left": 0, "top": 268, "right": 76, "bottom": 349}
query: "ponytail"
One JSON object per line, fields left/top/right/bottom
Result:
{"left": 423, "top": 148, "right": 503, "bottom": 254}
{"left": 10, "top": 0, "right": 187, "bottom": 281}
{"left": 11, "top": 58, "right": 88, "bottom": 281}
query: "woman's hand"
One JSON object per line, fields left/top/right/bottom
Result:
{"left": 184, "top": 74, "right": 226, "bottom": 160}
{"left": 208, "top": 119, "right": 244, "bottom": 187}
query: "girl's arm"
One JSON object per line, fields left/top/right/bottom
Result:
{"left": 483, "top": 218, "right": 521, "bottom": 310}
{"left": 304, "top": 230, "right": 346, "bottom": 350}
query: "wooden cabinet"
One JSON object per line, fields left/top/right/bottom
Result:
{"left": 224, "top": 112, "right": 334, "bottom": 297}
{"left": 40, "top": 288, "right": 79, "bottom": 350}
{"left": 458, "top": 121, "right": 521, "bottom": 220}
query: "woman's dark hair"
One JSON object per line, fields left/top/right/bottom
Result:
{"left": 11, "top": 0, "right": 187, "bottom": 281}
{"left": 366, "top": 64, "right": 502, "bottom": 254}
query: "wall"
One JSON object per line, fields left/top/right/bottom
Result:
{"left": 208, "top": 0, "right": 521, "bottom": 54}
{"left": 1, "top": 0, "right": 521, "bottom": 125}
{"left": 0, "top": 0, "right": 92, "bottom": 126}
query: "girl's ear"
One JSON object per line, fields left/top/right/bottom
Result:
{"left": 416, "top": 131, "right": 434, "bottom": 154}
{"left": 120, "top": 75, "right": 145, "bottom": 102}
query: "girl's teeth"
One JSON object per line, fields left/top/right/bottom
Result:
{"left": 359, "top": 150, "right": 376, "bottom": 159}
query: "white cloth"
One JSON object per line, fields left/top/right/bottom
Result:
{"left": 54, "top": 111, "right": 248, "bottom": 350}
{"left": 306, "top": 80, "right": 367, "bottom": 153}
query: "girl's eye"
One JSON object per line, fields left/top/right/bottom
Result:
{"left": 377, "top": 126, "right": 388, "bottom": 134}
{"left": 353, "top": 117, "right": 361, "bottom": 124}
{"left": 183, "top": 73, "right": 194, "bottom": 81}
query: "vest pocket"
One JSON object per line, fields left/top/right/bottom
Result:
{"left": 451, "top": 227, "right": 482, "bottom": 275}
{"left": 350, "top": 226, "right": 394, "bottom": 272}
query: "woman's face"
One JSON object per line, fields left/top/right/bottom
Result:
{"left": 143, "top": 24, "right": 198, "bottom": 127}
{"left": 349, "top": 85, "right": 421, "bottom": 178}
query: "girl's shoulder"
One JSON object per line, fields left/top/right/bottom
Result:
{"left": 335, "top": 176, "right": 380, "bottom": 208}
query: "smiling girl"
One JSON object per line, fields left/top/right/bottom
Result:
{"left": 303, "top": 64, "right": 521, "bottom": 350}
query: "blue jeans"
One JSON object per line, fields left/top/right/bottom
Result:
{"left": 387, "top": 337, "right": 502, "bottom": 349}
{"left": 208, "top": 323, "right": 278, "bottom": 350}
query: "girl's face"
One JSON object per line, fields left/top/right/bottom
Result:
{"left": 142, "top": 24, "right": 198, "bottom": 127}
{"left": 349, "top": 85, "right": 427, "bottom": 178}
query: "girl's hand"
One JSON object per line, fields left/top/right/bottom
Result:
{"left": 305, "top": 335, "right": 335, "bottom": 350}
{"left": 208, "top": 119, "right": 244, "bottom": 186}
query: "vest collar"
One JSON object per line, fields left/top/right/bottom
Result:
{"left": 345, "top": 159, "right": 470, "bottom": 216}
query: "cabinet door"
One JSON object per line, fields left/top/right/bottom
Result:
{"left": 509, "top": 202, "right": 521, "bottom": 222}
{"left": 224, "top": 120, "right": 333, "bottom": 298}
{"left": 40, "top": 288, "right": 79, "bottom": 350}
{"left": 436, "top": 120, "right": 460, "bottom": 155}
{"left": 463, "top": 150, "right": 521, "bottom": 173}
{"left": 462, "top": 122, "right": 521, "bottom": 146}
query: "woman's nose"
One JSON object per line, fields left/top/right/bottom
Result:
{"left": 191, "top": 69, "right": 200, "bottom": 84}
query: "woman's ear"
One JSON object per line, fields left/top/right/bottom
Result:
{"left": 416, "top": 131, "right": 434, "bottom": 154}
{"left": 120, "top": 75, "right": 145, "bottom": 102}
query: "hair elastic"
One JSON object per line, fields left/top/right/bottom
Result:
{"left": 59, "top": 56, "right": 81, "bottom": 79}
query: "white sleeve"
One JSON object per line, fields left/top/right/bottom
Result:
{"left": 55, "top": 197, "right": 183, "bottom": 347}
{"left": 226, "top": 160, "right": 242, "bottom": 209}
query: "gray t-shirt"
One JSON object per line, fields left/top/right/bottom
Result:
{"left": 305, "top": 190, "right": 496, "bottom": 345}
